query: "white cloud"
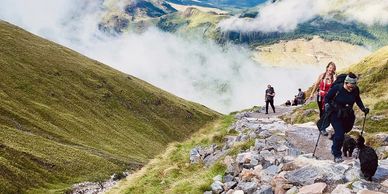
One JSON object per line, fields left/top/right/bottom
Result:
{"left": 0, "top": 0, "right": 321, "bottom": 113}
{"left": 218, "top": 0, "right": 388, "bottom": 33}
{"left": 340, "top": 0, "right": 388, "bottom": 26}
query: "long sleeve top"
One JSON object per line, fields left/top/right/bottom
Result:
{"left": 324, "top": 84, "right": 365, "bottom": 111}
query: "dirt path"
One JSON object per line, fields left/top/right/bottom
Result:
{"left": 251, "top": 105, "right": 336, "bottom": 160}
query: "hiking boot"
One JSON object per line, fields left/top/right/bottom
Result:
{"left": 334, "top": 157, "right": 343, "bottom": 163}
{"left": 320, "top": 129, "right": 328, "bottom": 136}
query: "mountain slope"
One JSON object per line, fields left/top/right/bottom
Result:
{"left": 0, "top": 20, "right": 219, "bottom": 193}
{"left": 347, "top": 45, "right": 388, "bottom": 132}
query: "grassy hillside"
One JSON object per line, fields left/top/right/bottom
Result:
{"left": 283, "top": 46, "right": 388, "bottom": 133}
{"left": 219, "top": 17, "right": 388, "bottom": 50}
{"left": 0, "top": 20, "right": 220, "bottom": 193}
{"left": 106, "top": 114, "right": 237, "bottom": 194}
{"left": 348, "top": 46, "right": 388, "bottom": 133}
{"left": 157, "top": 7, "right": 227, "bottom": 39}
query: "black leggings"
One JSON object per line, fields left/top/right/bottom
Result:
{"left": 266, "top": 99, "right": 275, "bottom": 113}
{"left": 317, "top": 95, "right": 323, "bottom": 117}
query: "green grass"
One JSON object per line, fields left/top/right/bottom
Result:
{"left": 0, "top": 20, "right": 220, "bottom": 193}
{"left": 280, "top": 102, "right": 319, "bottom": 124}
{"left": 107, "top": 115, "right": 235, "bottom": 194}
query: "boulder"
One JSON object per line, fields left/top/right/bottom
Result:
{"left": 381, "top": 179, "right": 388, "bottom": 187}
{"left": 213, "top": 175, "right": 223, "bottom": 182}
{"left": 374, "top": 133, "right": 388, "bottom": 146}
{"left": 224, "top": 174, "right": 235, "bottom": 183}
{"left": 375, "top": 146, "right": 388, "bottom": 159}
{"left": 298, "top": 182, "right": 326, "bottom": 194}
{"left": 344, "top": 160, "right": 361, "bottom": 182}
{"left": 233, "top": 190, "right": 244, "bottom": 194}
{"left": 271, "top": 175, "right": 288, "bottom": 194}
{"left": 285, "top": 186, "right": 298, "bottom": 194}
{"left": 190, "top": 147, "right": 202, "bottom": 163}
{"left": 225, "top": 157, "right": 241, "bottom": 176}
{"left": 285, "top": 155, "right": 350, "bottom": 185}
{"left": 255, "top": 139, "right": 266, "bottom": 151}
{"left": 203, "top": 150, "right": 224, "bottom": 166}
{"left": 357, "top": 189, "right": 386, "bottom": 194}
{"left": 374, "top": 159, "right": 388, "bottom": 181}
{"left": 211, "top": 181, "right": 224, "bottom": 194}
{"left": 260, "top": 165, "right": 279, "bottom": 183}
{"left": 254, "top": 185, "right": 273, "bottom": 194}
{"left": 236, "top": 152, "right": 253, "bottom": 164}
{"left": 331, "top": 183, "right": 353, "bottom": 194}
{"left": 351, "top": 180, "right": 386, "bottom": 193}
{"left": 240, "top": 169, "right": 256, "bottom": 182}
{"left": 259, "top": 131, "right": 272, "bottom": 139}
{"left": 236, "top": 181, "right": 258, "bottom": 194}
{"left": 224, "top": 181, "right": 237, "bottom": 191}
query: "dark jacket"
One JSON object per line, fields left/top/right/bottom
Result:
{"left": 265, "top": 87, "right": 275, "bottom": 101}
{"left": 324, "top": 84, "right": 365, "bottom": 117}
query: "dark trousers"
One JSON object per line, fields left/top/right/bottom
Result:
{"left": 317, "top": 95, "right": 323, "bottom": 118}
{"left": 330, "top": 112, "right": 355, "bottom": 157}
{"left": 266, "top": 99, "right": 275, "bottom": 113}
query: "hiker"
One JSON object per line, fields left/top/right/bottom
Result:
{"left": 310, "top": 62, "right": 337, "bottom": 117}
{"left": 265, "top": 84, "right": 275, "bottom": 114}
{"left": 323, "top": 72, "right": 369, "bottom": 163}
{"left": 296, "top": 88, "right": 305, "bottom": 105}
{"left": 292, "top": 96, "right": 298, "bottom": 106}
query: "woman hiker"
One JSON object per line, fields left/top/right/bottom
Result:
{"left": 310, "top": 62, "right": 337, "bottom": 117}
{"left": 323, "top": 72, "right": 369, "bottom": 163}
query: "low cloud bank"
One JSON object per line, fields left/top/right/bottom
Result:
{"left": 0, "top": 0, "right": 321, "bottom": 113}
{"left": 219, "top": 0, "right": 388, "bottom": 33}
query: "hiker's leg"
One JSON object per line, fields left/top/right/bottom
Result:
{"left": 331, "top": 115, "right": 345, "bottom": 158}
{"left": 265, "top": 100, "right": 269, "bottom": 114}
{"left": 270, "top": 100, "right": 275, "bottom": 113}
{"left": 317, "top": 95, "right": 323, "bottom": 117}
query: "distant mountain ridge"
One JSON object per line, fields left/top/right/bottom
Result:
{"left": 99, "top": 0, "right": 388, "bottom": 51}
{"left": 167, "top": 0, "right": 268, "bottom": 9}
{"left": 0, "top": 20, "right": 219, "bottom": 193}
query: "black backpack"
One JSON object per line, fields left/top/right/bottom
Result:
{"left": 332, "top": 73, "right": 347, "bottom": 87}
{"left": 332, "top": 73, "right": 360, "bottom": 93}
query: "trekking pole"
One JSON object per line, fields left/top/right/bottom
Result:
{"left": 360, "top": 112, "right": 367, "bottom": 136}
{"left": 313, "top": 113, "right": 327, "bottom": 157}
{"left": 312, "top": 132, "right": 321, "bottom": 157}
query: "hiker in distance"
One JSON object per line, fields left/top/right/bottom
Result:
{"left": 310, "top": 62, "right": 337, "bottom": 117}
{"left": 265, "top": 84, "right": 275, "bottom": 114}
{"left": 323, "top": 72, "right": 369, "bottom": 163}
{"left": 296, "top": 88, "right": 306, "bottom": 105}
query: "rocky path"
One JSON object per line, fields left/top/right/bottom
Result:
{"left": 245, "top": 106, "right": 334, "bottom": 160}
{"left": 69, "top": 105, "right": 388, "bottom": 194}
{"left": 195, "top": 105, "right": 388, "bottom": 194}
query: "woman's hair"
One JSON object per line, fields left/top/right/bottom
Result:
{"left": 326, "top": 61, "right": 336, "bottom": 72}
{"left": 348, "top": 72, "right": 357, "bottom": 78}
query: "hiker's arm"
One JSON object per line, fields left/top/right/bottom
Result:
{"left": 355, "top": 89, "right": 367, "bottom": 113}
{"left": 310, "top": 74, "right": 323, "bottom": 98}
